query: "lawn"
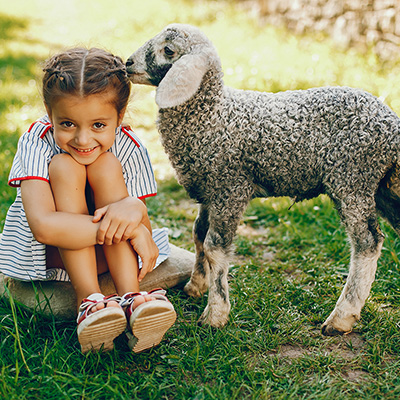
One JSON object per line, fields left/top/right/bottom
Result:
{"left": 1, "top": 0, "right": 400, "bottom": 399}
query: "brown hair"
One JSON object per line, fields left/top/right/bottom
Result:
{"left": 42, "top": 48, "right": 130, "bottom": 115}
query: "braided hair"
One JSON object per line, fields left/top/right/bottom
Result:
{"left": 42, "top": 48, "right": 130, "bottom": 116}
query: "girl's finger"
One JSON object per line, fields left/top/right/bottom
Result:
{"left": 97, "top": 216, "right": 115, "bottom": 245}
{"left": 103, "top": 221, "right": 120, "bottom": 245}
{"left": 92, "top": 205, "right": 108, "bottom": 223}
{"left": 111, "top": 223, "right": 130, "bottom": 244}
{"left": 138, "top": 248, "right": 158, "bottom": 282}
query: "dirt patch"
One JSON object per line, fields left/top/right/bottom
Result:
{"left": 326, "top": 332, "right": 367, "bottom": 360}
{"left": 342, "top": 369, "right": 369, "bottom": 382}
{"left": 246, "top": 332, "right": 370, "bottom": 382}
{"left": 277, "top": 345, "right": 312, "bottom": 359}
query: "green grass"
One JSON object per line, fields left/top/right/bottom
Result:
{"left": 1, "top": 0, "right": 400, "bottom": 398}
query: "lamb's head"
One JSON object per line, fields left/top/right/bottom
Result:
{"left": 126, "top": 24, "right": 221, "bottom": 108}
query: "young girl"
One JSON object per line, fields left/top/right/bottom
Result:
{"left": 0, "top": 48, "right": 176, "bottom": 354}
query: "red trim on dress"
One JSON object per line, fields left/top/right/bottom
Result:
{"left": 138, "top": 192, "right": 157, "bottom": 200}
{"left": 28, "top": 120, "right": 53, "bottom": 139}
{"left": 28, "top": 121, "right": 37, "bottom": 132}
{"left": 40, "top": 125, "right": 53, "bottom": 139}
{"left": 8, "top": 176, "right": 50, "bottom": 187}
{"left": 121, "top": 126, "right": 140, "bottom": 148}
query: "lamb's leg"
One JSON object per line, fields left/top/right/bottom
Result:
{"left": 184, "top": 204, "right": 210, "bottom": 297}
{"left": 322, "top": 204, "right": 384, "bottom": 335}
{"left": 198, "top": 202, "right": 246, "bottom": 328}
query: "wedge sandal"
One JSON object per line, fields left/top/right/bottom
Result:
{"left": 121, "top": 289, "right": 176, "bottom": 353}
{"left": 77, "top": 293, "right": 127, "bottom": 353}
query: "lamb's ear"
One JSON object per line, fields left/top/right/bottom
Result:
{"left": 156, "top": 53, "right": 208, "bottom": 108}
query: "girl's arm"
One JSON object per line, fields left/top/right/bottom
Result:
{"left": 21, "top": 179, "right": 149, "bottom": 249}
{"left": 22, "top": 179, "right": 100, "bottom": 248}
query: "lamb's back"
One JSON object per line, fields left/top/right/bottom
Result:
{"left": 222, "top": 86, "right": 400, "bottom": 199}
{"left": 157, "top": 80, "right": 400, "bottom": 202}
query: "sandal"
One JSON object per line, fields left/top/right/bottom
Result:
{"left": 121, "top": 289, "right": 176, "bottom": 353}
{"left": 77, "top": 293, "right": 127, "bottom": 353}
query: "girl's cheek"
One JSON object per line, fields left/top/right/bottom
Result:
{"left": 53, "top": 132, "right": 69, "bottom": 148}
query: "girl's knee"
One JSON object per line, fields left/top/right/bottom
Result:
{"left": 87, "top": 152, "right": 123, "bottom": 182}
{"left": 49, "top": 153, "right": 86, "bottom": 181}
{"left": 90, "top": 152, "right": 121, "bottom": 172}
{"left": 86, "top": 152, "right": 127, "bottom": 204}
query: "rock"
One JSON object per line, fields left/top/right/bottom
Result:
{"left": 0, "top": 244, "right": 194, "bottom": 320}
{"left": 256, "top": 0, "right": 400, "bottom": 60}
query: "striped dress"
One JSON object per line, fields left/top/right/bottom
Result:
{"left": 0, "top": 115, "right": 170, "bottom": 282}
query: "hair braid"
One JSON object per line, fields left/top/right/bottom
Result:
{"left": 42, "top": 48, "right": 131, "bottom": 115}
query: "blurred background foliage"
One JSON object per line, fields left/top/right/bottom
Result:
{"left": 1, "top": 0, "right": 400, "bottom": 229}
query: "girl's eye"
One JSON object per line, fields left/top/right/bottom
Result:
{"left": 93, "top": 122, "right": 105, "bottom": 129}
{"left": 60, "top": 121, "right": 74, "bottom": 128}
{"left": 164, "top": 46, "right": 175, "bottom": 57}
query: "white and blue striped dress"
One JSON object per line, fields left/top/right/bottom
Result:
{"left": 0, "top": 115, "right": 170, "bottom": 282}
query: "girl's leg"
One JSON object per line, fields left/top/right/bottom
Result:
{"left": 88, "top": 153, "right": 177, "bottom": 353}
{"left": 48, "top": 153, "right": 102, "bottom": 305}
{"left": 87, "top": 152, "right": 141, "bottom": 295}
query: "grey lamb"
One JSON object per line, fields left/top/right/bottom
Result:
{"left": 127, "top": 23, "right": 400, "bottom": 335}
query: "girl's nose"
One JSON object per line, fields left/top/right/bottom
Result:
{"left": 74, "top": 130, "right": 91, "bottom": 146}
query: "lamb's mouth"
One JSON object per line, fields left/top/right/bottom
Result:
{"left": 127, "top": 72, "right": 152, "bottom": 85}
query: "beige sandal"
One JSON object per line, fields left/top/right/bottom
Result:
{"left": 77, "top": 293, "right": 127, "bottom": 353}
{"left": 121, "top": 289, "right": 176, "bottom": 353}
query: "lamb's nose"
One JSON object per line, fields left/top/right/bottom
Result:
{"left": 126, "top": 58, "right": 134, "bottom": 67}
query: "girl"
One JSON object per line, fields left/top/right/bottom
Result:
{"left": 0, "top": 48, "right": 176, "bottom": 354}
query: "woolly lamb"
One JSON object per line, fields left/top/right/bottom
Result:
{"left": 126, "top": 24, "right": 400, "bottom": 335}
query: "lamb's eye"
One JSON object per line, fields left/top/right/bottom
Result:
{"left": 164, "top": 46, "right": 175, "bottom": 57}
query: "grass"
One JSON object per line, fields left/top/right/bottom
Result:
{"left": 1, "top": 0, "right": 400, "bottom": 398}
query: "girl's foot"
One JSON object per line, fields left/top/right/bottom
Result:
{"left": 121, "top": 289, "right": 176, "bottom": 353}
{"left": 84, "top": 298, "right": 121, "bottom": 313}
{"left": 130, "top": 293, "right": 156, "bottom": 309}
{"left": 77, "top": 293, "right": 127, "bottom": 353}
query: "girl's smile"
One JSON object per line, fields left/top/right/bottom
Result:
{"left": 70, "top": 146, "right": 98, "bottom": 156}
{"left": 46, "top": 93, "right": 124, "bottom": 165}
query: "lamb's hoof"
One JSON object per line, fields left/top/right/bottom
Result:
{"left": 198, "top": 304, "right": 229, "bottom": 328}
{"left": 321, "top": 323, "right": 347, "bottom": 336}
{"left": 184, "top": 280, "right": 206, "bottom": 298}
{"left": 321, "top": 313, "right": 356, "bottom": 336}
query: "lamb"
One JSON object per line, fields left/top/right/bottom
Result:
{"left": 126, "top": 23, "right": 400, "bottom": 335}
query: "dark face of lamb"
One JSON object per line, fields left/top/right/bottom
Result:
{"left": 127, "top": 24, "right": 220, "bottom": 109}
{"left": 126, "top": 26, "right": 191, "bottom": 86}
{"left": 143, "top": 44, "right": 173, "bottom": 86}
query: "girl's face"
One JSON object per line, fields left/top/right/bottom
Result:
{"left": 46, "top": 93, "right": 124, "bottom": 165}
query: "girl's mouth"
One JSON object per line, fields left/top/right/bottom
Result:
{"left": 72, "top": 146, "right": 97, "bottom": 154}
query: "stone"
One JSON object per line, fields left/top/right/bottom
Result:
{"left": 255, "top": 0, "right": 400, "bottom": 60}
{"left": 0, "top": 244, "right": 194, "bottom": 320}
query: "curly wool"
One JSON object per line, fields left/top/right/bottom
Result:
{"left": 158, "top": 66, "right": 399, "bottom": 212}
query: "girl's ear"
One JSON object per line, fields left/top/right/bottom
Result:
{"left": 155, "top": 53, "right": 209, "bottom": 109}
{"left": 45, "top": 105, "right": 53, "bottom": 124}
{"left": 117, "top": 107, "right": 127, "bottom": 126}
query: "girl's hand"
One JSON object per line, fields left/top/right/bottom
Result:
{"left": 129, "top": 224, "right": 159, "bottom": 282}
{"left": 93, "top": 197, "right": 147, "bottom": 245}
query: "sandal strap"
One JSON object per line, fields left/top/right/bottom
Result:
{"left": 120, "top": 288, "right": 169, "bottom": 321}
{"left": 120, "top": 288, "right": 167, "bottom": 308}
{"left": 77, "top": 293, "right": 122, "bottom": 324}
